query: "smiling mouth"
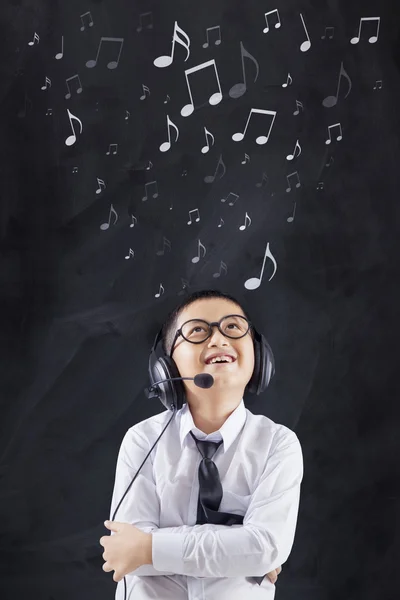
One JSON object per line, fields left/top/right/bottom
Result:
{"left": 204, "top": 359, "right": 237, "bottom": 366}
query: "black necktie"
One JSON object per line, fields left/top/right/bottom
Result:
{"left": 190, "top": 431, "right": 265, "bottom": 585}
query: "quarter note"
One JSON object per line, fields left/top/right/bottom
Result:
{"left": 322, "top": 61, "right": 352, "bottom": 108}
{"left": 287, "top": 201, "right": 296, "bottom": 222}
{"left": 154, "top": 21, "right": 190, "bottom": 68}
{"left": 203, "top": 25, "right": 221, "bottom": 48}
{"left": 86, "top": 37, "right": 124, "bottom": 69}
{"left": 350, "top": 16, "right": 380, "bottom": 44}
{"left": 55, "top": 36, "right": 64, "bottom": 60}
{"left": 80, "top": 11, "right": 94, "bottom": 31}
{"left": 181, "top": 59, "right": 223, "bottom": 117}
{"left": 201, "top": 127, "right": 215, "bottom": 154}
{"left": 100, "top": 204, "right": 118, "bottom": 230}
{"left": 159, "top": 115, "right": 179, "bottom": 152}
{"left": 65, "top": 74, "right": 83, "bottom": 99}
{"left": 299, "top": 13, "right": 311, "bottom": 52}
{"left": 204, "top": 154, "right": 226, "bottom": 183}
{"left": 191, "top": 239, "right": 206, "bottom": 263}
{"left": 244, "top": 242, "right": 277, "bottom": 289}
{"left": 65, "top": 109, "right": 83, "bottom": 146}
{"left": 263, "top": 9, "right": 281, "bottom": 33}
{"left": 232, "top": 108, "right": 277, "bottom": 145}
{"left": 229, "top": 42, "right": 259, "bottom": 99}
{"left": 187, "top": 209, "right": 200, "bottom": 225}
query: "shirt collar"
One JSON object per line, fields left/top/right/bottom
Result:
{"left": 179, "top": 398, "right": 247, "bottom": 454}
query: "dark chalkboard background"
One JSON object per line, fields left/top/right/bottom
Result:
{"left": 0, "top": 1, "right": 399, "bottom": 599}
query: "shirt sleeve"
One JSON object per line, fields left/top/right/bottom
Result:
{"left": 109, "top": 427, "right": 224, "bottom": 577}
{"left": 152, "top": 428, "right": 304, "bottom": 579}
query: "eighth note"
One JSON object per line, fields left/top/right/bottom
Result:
{"left": 201, "top": 127, "right": 215, "bottom": 154}
{"left": 100, "top": 203, "right": 118, "bottom": 230}
{"left": 239, "top": 212, "right": 252, "bottom": 231}
{"left": 159, "top": 115, "right": 179, "bottom": 152}
{"left": 245, "top": 242, "right": 277, "bottom": 289}
{"left": 286, "top": 139, "right": 301, "bottom": 161}
{"left": 155, "top": 283, "right": 165, "bottom": 298}
{"left": 192, "top": 239, "right": 206, "bottom": 263}
{"left": 232, "top": 108, "right": 277, "bottom": 145}
{"left": 65, "top": 109, "right": 83, "bottom": 146}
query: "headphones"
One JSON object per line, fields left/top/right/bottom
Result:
{"left": 148, "top": 322, "right": 276, "bottom": 410}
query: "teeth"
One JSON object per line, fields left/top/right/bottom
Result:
{"left": 207, "top": 356, "right": 234, "bottom": 364}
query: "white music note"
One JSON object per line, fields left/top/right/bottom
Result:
{"left": 181, "top": 59, "right": 222, "bottom": 117}
{"left": 322, "top": 62, "right": 352, "bottom": 108}
{"left": 125, "top": 248, "right": 135, "bottom": 260}
{"left": 282, "top": 72, "right": 292, "bottom": 88}
{"left": 212, "top": 261, "right": 227, "bottom": 278}
{"left": 263, "top": 9, "right": 281, "bottom": 33}
{"left": 232, "top": 108, "right": 277, "bottom": 145}
{"left": 286, "top": 139, "right": 301, "bottom": 161}
{"left": 28, "top": 32, "right": 40, "bottom": 46}
{"left": 201, "top": 127, "right": 215, "bottom": 154}
{"left": 130, "top": 215, "right": 137, "bottom": 228}
{"left": 325, "top": 123, "right": 342, "bottom": 144}
{"left": 154, "top": 21, "right": 190, "bottom": 68}
{"left": 192, "top": 239, "right": 206, "bottom": 263}
{"left": 65, "top": 109, "right": 83, "bottom": 146}
{"left": 86, "top": 37, "right": 124, "bottom": 69}
{"left": 41, "top": 76, "right": 51, "bottom": 90}
{"left": 239, "top": 212, "right": 252, "bottom": 231}
{"left": 204, "top": 154, "right": 226, "bottom": 183}
{"left": 100, "top": 204, "right": 118, "bottom": 230}
{"left": 203, "top": 25, "right": 221, "bottom": 48}
{"left": 245, "top": 242, "right": 277, "bottom": 289}
{"left": 229, "top": 42, "right": 259, "bottom": 99}
{"left": 155, "top": 283, "right": 165, "bottom": 298}
{"left": 221, "top": 192, "right": 239, "bottom": 206}
{"left": 187, "top": 209, "right": 200, "bottom": 225}
{"left": 299, "top": 13, "right": 311, "bottom": 52}
{"left": 159, "top": 115, "right": 179, "bottom": 152}
{"left": 286, "top": 171, "right": 301, "bottom": 192}
{"left": 140, "top": 84, "right": 150, "bottom": 100}
{"left": 80, "top": 11, "right": 94, "bottom": 31}
{"left": 55, "top": 36, "right": 64, "bottom": 60}
{"left": 350, "top": 16, "right": 380, "bottom": 44}
{"left": 156, "top": 237, "right": 172, "bottom": 256}
{"left": 142, "top": 181, "right": 159, "bottom": 201}
{"left": 106, "top": 143, "right": 118, "bottom": 155}
{"left": 96, "top": 178, "right": 106, "bottom": 194}
{"left": 65, "top": 74, "right": 83, "bottom": 99}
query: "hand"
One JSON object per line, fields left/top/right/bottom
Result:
{"left": 266, "top": 565, "right": 282, "bottom": 584}
{"left": 100, "top": 520, "right": 151, "bottom": 583}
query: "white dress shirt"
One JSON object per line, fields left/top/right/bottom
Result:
{"left": 109, "top": 398, "right": 304, "bottom": 600}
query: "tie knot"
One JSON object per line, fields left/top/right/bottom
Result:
{"left": 190, "top": 431, "right": 223, "bottom": 459}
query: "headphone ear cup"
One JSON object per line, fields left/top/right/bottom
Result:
{"left": 148, "top": 350, "right": 186, "bottom": 411}
{"left": 245, "top": 330, "right": 275, "bottom": 396}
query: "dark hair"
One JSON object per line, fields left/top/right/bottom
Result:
{"left": 161, "top": 289, "right": 254, "bottom": 356}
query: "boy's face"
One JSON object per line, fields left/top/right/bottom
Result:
{"left": 171, "top": 298, "right": 255, "bottom": 395}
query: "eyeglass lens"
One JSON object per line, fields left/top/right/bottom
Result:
{"left": 181, "top": 315, "right": 249, "bottom": 343}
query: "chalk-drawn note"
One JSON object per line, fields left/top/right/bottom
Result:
{"left": 213, "top": 260, "right": 227, "bottom": 278}
{"left": 218, "top": 218, "right": 225, "bottom": 228}
{"left": 154, "top": 21, "right": 190, "bottom": 68}
{"left": 65, "top": 109, "right": 83, "bottom": 146}
{"left": 140, "top": 84, "right": 150, "bottom": 100}
{"left": 287, "top": 201, "right": 296, "bottom": 222}
{"left": 204, "top": 154, "right": 226, "bottom": 183}
{"left": 286, "top": 171, "right": 301, "bottom": 192}
{"left": 41, "top": 76, "right": 51, "bottom": 90}
{"left": 46, "top": 108, "right": 53, "bottom": 116}
{"left": 178, "top": 278, "right": 191, "bottom": 296}
{"left": 146, "top": 160, "right": 153, "bottom": 170}
{"left": 316, "top": 182, "right": 324, "bottom": 190}
{"left": 293, "top": 99, "right": 304, "bottom": 115}
{"left": 232, "top": 108, "right": 277, "bottom": 145}
{"left": 263, "top": 9, "right": 281, "bottom": 33}
{"left": 245, "top": 242, "right": 277, "bottom": 289}
{"left": 373, "top": 80, "right": 383, "bottom": 90}
{"left": 106, "top": 143, "right": 118, "bottom": 155}
{"left": 325, "top": 123, "right": 342, "bottom": 144}
{"left": 65, "top": 75, "right": 83, "bottom": 99}
{"left": 155, "top": 283, "right": 165, "bottom": 298}
{"left": 156, "top": 237, "right": 172, "bottom": 256}
{"left": 28, "top": 32, "right": 40, "bottom": 46}
{"left": 326, "top": 156, "right": 334, "bottom": 167}
{"left": 125, "top": 110, "right": 130, "bottom": 121}
{"left": 181, "top": 59, "right": 222, "bottom": 117}
{"left": 187, "top": 208, "right": 200, "bottom": 225}
{"left": 142, "top": 181, "right": 159, "bottom": 201}
{"left": 350, "top": 16, "right": 380, "bottom": 44}
{"left": 203, "top": 25, "right": 221, "bottom": 48}
{"left": 239, "top": 212, "right": 252, "bottom": 231}
{"left": 299, "top": 13, "right": 311, "bottom": 51}
{"left": 221, "top": 192, "right": 239, "bottom": 206}
{"left": 282, "top": 73, "right": 292, "bottom": 88}
{"left": 322, "top": 27, "right": 335, "bottom": 40}
{"left": 229, "top": 41, "right": 259, "bottom": 99}
{"left": 137, "top": 11, "right": 153, "bottom": 32}
{"left": 323, "top": 61, "right": 352, "bottom": 108}
{"left": 125, "top": 248, "right": 135, "bottom": 260}
{"left": 100, "top": 204, "right": 118, "bottom": 230}
{"left": 159, "top": 115, "right": 179, "bottom": 152}
{"left": 86, "top": 37, "right": 124, "bottom": 69}
{"left": 72, "top": 166, "right": 78, "bottom": 173}
{"left": 55, "top": 36, "right": 64, "bottom": 60}
{"left": 256, "top": 172, "right": 268, "bottom": 188}
{"left": 201, "top": 127, "right": 215, "bottom": 154}
{"left": 96, "top": 178, "right": 106, "bottom": 194}
{"left": 164, "top": 94, "right": 171, "bottom": 104}
{"left": 192, "top": 239, "right": 206, "bottom": 263}
{"left": 80, "top": 12, "right": 94, "bottom": 31}
{"left": 286, "top": 139, "right": 301, "bottom": 161}
{"left": 241, "top": 153, "right": 250, "bottom": 164}
{"left": 130, "top": 215, "right": 137, "bottom": 228}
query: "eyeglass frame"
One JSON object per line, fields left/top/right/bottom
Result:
{"left": 169, "top": 314, "right": 253, "bottom": 358}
